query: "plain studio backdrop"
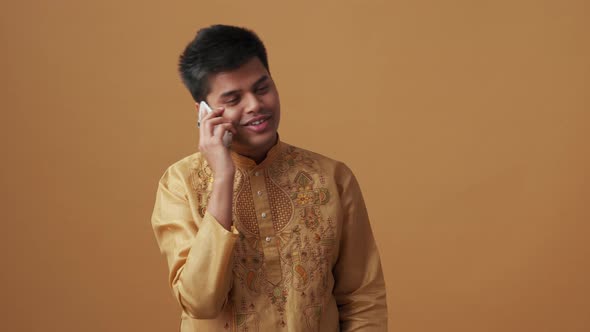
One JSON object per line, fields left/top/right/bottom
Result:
{"left": 0, "top": 1, "right": 588, "bottom": 331}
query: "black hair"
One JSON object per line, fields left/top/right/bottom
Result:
{"left": 178, "top": 24, "right": 270, "bottom": 102}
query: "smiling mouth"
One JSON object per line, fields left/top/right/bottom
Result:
{"left": 244, "top": 116, "right": 270, "bottom": 126}
{"left": 249, "top": 118, "right": 267, "bottom": 126}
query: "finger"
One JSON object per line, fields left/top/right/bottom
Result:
{"left": 200, "top": 108, "right": 225, "bottom": 137}
{"left": 200, "top": 107, "right": 224, "bottom": 123}
{"left": 213, "top": 123, "right": 236, "bottom": 147}
{"left": 204, "top": 116, "right": 231, "bottom": 127}
{"left": 198, "top": 106, "right": 223, "bottom": 131}
{"left": 212, "top": 122, "right": 237, "bottom": 138}
{"left": 203, "top": 117, "right": 233, "bottom": 137}
{"left": 217, "top": 120, "right": 237, "bottom": 134}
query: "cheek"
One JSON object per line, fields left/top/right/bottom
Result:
{"left": 262, "top": 93, "right": 280, "bottom": 111}
{"left": 222, "top": 110, "right": 242, "bottom": 125}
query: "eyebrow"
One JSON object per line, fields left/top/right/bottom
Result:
{"left": 218, "top": 75, "right": 270, "bottom": 100}
{"left": 252, "top": 75, "right": 269, "bottom": 87}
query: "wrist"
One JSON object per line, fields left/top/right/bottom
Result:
{"left": 213, "top": 172, "right": 235, "bottom": 186}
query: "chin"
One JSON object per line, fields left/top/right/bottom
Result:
{"left": 236, "top": 131, "right": 277, "bottom": 151}
{"left": 252, "top": 133, "right": 277, "bottom": 148}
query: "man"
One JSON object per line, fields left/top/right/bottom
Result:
{"left": 151, "top": 24, "right": 388, "bottom": 331}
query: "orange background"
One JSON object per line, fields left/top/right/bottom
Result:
{"left": 1, "top": 1, "right": 588, "bottom": 331}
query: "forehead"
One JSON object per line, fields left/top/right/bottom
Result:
{"left": 207, "top": 57, "right": 270, "bottom": 96}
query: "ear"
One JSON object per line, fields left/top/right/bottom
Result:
{"left": 194, "top": 102, "right": 201, "bottom": 112}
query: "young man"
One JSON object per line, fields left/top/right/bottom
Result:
{"left": 151, "top": 25, "right": 388, "bottom": 331}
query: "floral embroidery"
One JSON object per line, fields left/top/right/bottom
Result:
{"left": 304, "top": 305, "right": 323, "bottom": 330}
{"left": 188, "top": 158, "right": 213, "bottom": 218}
{"left": 231, "top": 144, "right": 335, "bottom": 321}
{"left": 189, "top": 144, "right": 336, "bottom": 326}
{"left": 189, "top": 159, "right": 245, "bottom": 220}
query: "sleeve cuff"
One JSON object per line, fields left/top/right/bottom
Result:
{"left": 202, "top": 211, "right": 240, "bottom": 237}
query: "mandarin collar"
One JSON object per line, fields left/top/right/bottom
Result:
{"left": 230, "top": 134, "right": 285, "bottom": 171}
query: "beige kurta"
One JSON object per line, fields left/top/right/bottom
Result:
{"left": 151, "top": 139, "right": 388, "bottom": 331}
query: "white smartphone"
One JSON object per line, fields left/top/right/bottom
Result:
{"left": 198, "top": 101, "right": 233, "bottom": 148}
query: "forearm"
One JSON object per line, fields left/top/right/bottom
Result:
{"left": 334, "top": 163, "right": 388, "bottom": 330}
{"left": 152, "top": 165, "right": 238, "bottom": 319}
{"left": 206, "top": 173, "right": 235, "bottom": 231}
{"left": 338, "top": 264, "right": 388, "bottom": 331}
{"left": 173, "top": 212, "right": 238, "bottom": 319}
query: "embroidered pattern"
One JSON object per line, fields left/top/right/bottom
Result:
{"left": 231, "top": 144, "right": 335, "bottom": 324}
{"left": 235, "top": 175, "right": 260, "bottom": 235}
{"left": 189, "top": 158, "right": 247, "bottom": 220}
{"left": 265, "top": 173, "right": 295, "bottom": 233}
{"left": 189, "top": 145, "right": 337, "bottom": 329}
{"left": 188, "top": 157, "right": 213, "bottom": 218}
{"left": 304, "top": 305, "right": 323, "bottom": 330}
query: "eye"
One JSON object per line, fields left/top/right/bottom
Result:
{"left": 255, "top": 85, "right": 269, "bottom": 94}
{"left": 225, "top": 97, "right": 240, "bottom": 106}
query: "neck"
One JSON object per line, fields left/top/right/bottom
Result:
{"left": 235, "top": 133, "right": 279, "bottom": 165}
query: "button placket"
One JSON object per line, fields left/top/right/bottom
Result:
{"left": 249, "top": 168, "right": 282, "bottom": 285}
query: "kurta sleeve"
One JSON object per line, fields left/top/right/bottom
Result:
{"left": 333, "top": 163, "right": 388, "bottom": 331}
{"left": 151, "top": 165, "right": 239, "bottom": 319}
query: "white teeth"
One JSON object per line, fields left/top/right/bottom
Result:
{"left": 249, "top": 118, "right": 266, "bottom": 126}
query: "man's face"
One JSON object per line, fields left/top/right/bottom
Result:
{"left": 204, "top": 57, "right": 281, "bottom": 159}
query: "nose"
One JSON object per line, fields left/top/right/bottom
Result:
{"left": 244, "top": 92, "right": 262, "bottom": 114}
